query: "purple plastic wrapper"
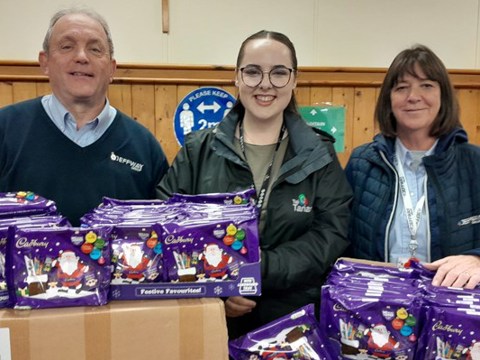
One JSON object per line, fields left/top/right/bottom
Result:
{"left": 80, "top": 203, "right": 187, "bottom": 227}
{"left": 229, "top": 304, "right": 334, "bottom": 360}
{"left": 327, "top": 272, "right": 420, "bottom": 291}
{"left": 167, "top": 188, "right": 257, "bottom": 207}
{"left": 416, "top": 299, "right": 480, "bottom": 359}
{"left": 330, "top": 258, "right": 420, "bottom": 280}
{"left": 0, "top": 216, "right": 70, "bottom": 308}
{"left": 322, "top": 259, "right": 426, "bottom": 359}
{"left": 99, "top": 197, "right": 165, "bottom": 207}
{"left": 156, "top": 213, "right": 259, "bottom": 282}
{"left": 0, "top": 215, "right": 69, "bottom": 227}
{"left": 86, "top": 192, "right": 262, "bottom": 300}
{"left": 0, "top": 191, "right": 57, "bottom": 218}
{"left": 321, "top": 284, "right": 422, "bottom": 359}
{"left": 110, "top": 225, "right": 163, "bottom": 284}
{"left": 6, "top": 226, "right": 112, "bottom": 309}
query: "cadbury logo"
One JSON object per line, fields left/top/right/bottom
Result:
{"left": 16, "top": 237, "right": 49, "bottom": 249}
{"left": 432, "top": 321, "right": 463, "bottom": 335}
{"left": 164, "top": 235, "right": 194, "bottom": 245}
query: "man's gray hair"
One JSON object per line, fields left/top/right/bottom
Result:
{"left": 42, "top": 6, "right": 114, "bottom": 57}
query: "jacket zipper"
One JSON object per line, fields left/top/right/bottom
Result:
{"left": 379, "top": 151, "right": 398, "bottom": 263}
{"left": 423, "top": 177, "right": 431, "bottom": 262}
{"left": 380, "top": 151, "right": 432, "bottom": 263}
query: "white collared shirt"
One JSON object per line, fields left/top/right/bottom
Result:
{"left": 389, "top": 138, "right": 437, "bottom": 266}
{"left": 41, "top": 94, "right": 117, "bottom": 147}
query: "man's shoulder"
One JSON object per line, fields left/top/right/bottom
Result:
{"left": 0, "top": 97, "right": 42, "bottom": 115}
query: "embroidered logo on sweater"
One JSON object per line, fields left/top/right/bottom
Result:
{"left": 292, "top": 194, "right": 312, "bottom": 213}
{"left": 110, "top": 152, "right": 144, "bottom": 172}
{"left": 458, "top": 214, "right": 480, "bottom": 226}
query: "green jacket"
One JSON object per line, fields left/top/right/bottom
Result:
{"left": 157, "top": 109, "right": 352, "bottom": 336}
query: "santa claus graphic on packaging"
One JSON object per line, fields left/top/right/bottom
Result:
{"left": 119, "top": 243, "right": 152, "bottom": 283}
{"left": 53, "top": 251, "right": 89, "bottom": 293}
{"left": 199, "top": 243, "right": 232, "bottom": 280}
{"left": 364, "top": 323, "right": 399, "bottom": 358}
{"left": 464, "top": 341, "right": 480, "bottom": 360}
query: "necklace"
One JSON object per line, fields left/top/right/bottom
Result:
{"left": 238, "top": 120, "right": 285, "bottom": 209}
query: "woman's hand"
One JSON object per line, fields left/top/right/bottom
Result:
{"left": 225, "top": 296, "right": 256, "bottom": 318}
{"left": 423, "top": 255, "right": 480, "bottom": 289}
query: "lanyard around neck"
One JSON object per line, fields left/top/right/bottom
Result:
{"left": 394, "top": 154, "right": 428, "bottom": 258}
{"left": 239, "top": 120, "right": 286, "bottom": 209}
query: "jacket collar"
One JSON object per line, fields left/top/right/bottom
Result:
{"left": 372, "top": 127, "right": 468, "bottom": 157}
{"left": 212, "top": 107, "right": 335, "bottom": 182}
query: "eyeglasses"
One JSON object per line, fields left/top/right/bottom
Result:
{"left": 239, "top": 65, "right": 294, "bottom": 88}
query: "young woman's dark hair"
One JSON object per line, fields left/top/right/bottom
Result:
{"left": 376, "top": 44, "right": 461, "bottom": 138}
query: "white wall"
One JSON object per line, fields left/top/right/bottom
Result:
{"left": 1, "top": 0, "right": 479, "bottom": 69}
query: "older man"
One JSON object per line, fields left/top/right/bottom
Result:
{"left": 0, "top": 7, "right": 168, "bottom": 225}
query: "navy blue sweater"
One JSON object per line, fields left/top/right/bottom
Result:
{"left": 0, "top": 97, "right": 168, "bottom": 225}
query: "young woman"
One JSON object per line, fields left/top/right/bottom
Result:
{"left": 157, "top": 30, "right": 352, "bottom": 338}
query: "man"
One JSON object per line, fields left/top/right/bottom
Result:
{"left": 0, "top": 7, "right": 168, "bottom": 225}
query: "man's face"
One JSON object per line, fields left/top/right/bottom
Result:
{"left": 38, "top": 13, "right": 116, "bottom": 109}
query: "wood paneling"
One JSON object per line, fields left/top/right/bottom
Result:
{"left": 1, "top": 61, "right": 480, "bottom": 166}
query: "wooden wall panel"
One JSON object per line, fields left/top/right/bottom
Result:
{"left": 0, "top": 83, "right": 13, "bottom": 108}
{"left": 108, "top": 84, "right": 132, "bottom": 116}
{"left": 155, "top": 84, "right": 179, "bottom": 163}
{"left": 332, "top": 87, "right": 355, "bottom": 165}
{"left": 36, "top": 82, "right": 51, "bottom": 97}
{"left": 131, "top": 84, "right": 156, "bottom": 135}
{"left": 294, "top": 87, "right": 310, "bottom": 106}
{"left": 12, "top": 82, "right": 36, "bottom": 103}
{"left": 352, "top": 88, "right": 377, "bottom": 151}
{"left": 457, "top": 89, "right": 480, "bottom": 144}
{"left": 310, "top": 87, "right": 332, "bottom": 105}
{"left": 1, "top": 61, "right": 480, "bottom": 169}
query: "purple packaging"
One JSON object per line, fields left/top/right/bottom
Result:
{"left": 331, "top": 258, "right": 420, "bottom": 280}
{"left": 110, "top": 225, "right": 163, "bottom": 284}
{"left": 0, "top": 216, "right": 70, "bottom": 308}
{"left": 0, "top": 191, "right": 57, "bottom": 218}
{"left": 414, "top": 284, "right": 480, "bottom": 359}
{"left": 321, "top": 284, "right": 423, "bottom": 359}
{"left": 6, "top": 226, "right": 112, "bottom": 309}
{"left": 229, "top": 304, "right": 334, "bottom": 360}
{"left": 416, "top": 300, "right": 480, "bottom": 359}
{"left": 99, "top": 197, "right": 165, "bottom": 207}
{"left": 158, "top": 216, "right": 258, "bottom": 283}
{"left": 321, "top": 259, "right": 426, "bottom": 359}
{"left": 109, "top": 204, "right": 262, "bottom": 300}
{"left": 167, "top": 188, "right": 257, "bottom": 206}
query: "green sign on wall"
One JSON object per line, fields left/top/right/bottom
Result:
{"left": 300, "top": 106, "right": 345, "bottom": 153}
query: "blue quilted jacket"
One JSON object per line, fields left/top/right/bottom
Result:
{"left": 345, "top": 127, "right": 480, "bottom": 262}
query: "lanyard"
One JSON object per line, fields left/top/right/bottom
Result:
{"left": 393, "top": 154, "right": 427, "bottom": 258}
{"left": 239, "top": 120, "right": 285, "bottom": 210}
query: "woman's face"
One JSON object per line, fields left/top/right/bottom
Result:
{"left": 390, "top": 64, "right": 441, "bottom": 139}
{"left": 236, "top": 38, "right": 296, "bottom": 124}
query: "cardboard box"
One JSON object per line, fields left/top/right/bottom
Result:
{"left": 0, "top": 298, "right": 229, "bottom": 360}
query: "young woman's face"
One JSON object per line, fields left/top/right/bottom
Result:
{"left": 236, "top": 38, "right": 296, "bottom": 124}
